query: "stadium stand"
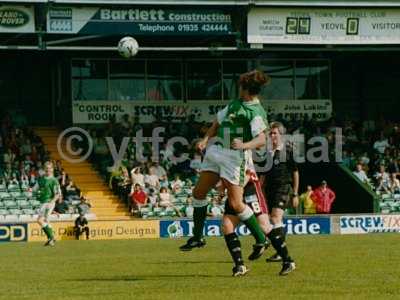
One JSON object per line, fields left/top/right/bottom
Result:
{"left": 337, "top": 120, "right": 400, "bottom": 214}
{"left": 0, "top": 112, "right": 96, "bottom": 222}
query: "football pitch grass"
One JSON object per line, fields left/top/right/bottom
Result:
{"left": 1, "top": 234, "right": 399, "bottom": 300}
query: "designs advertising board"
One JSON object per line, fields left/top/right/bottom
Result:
{"left": 72, "top": 100, "right": 332, "bottom": 124}
{"left": 248, "top": 8, "right": 400, "bottom": 44}
{"left": 0, "top": 6, "right": 35, "bottom": 33}
{"left": 28, "top": 220, "right": 159, "bottom": 241}
{"left": 340, "top": 215, "right": 400, "bottom": 234}
{"left": 160, "top": 216, "right": 331, "bottom": 238}
{"left": 47, "top": 7, "right": 232, "bottom": 35}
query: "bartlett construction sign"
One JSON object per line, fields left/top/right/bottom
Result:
{"left": 47, "top": 6, "right": 232, "bottom": 35}
{"left": 72, "top": 100, "right": 332, "bottom": 124}
{"left": 0, "top": 6, "right": 34, "bottom": 32}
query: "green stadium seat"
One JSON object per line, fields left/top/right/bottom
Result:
{"left": 0, "top": 209, "right": 8, "bottom": 215}
{"left": 0, "top": 192, "right": 11, "bottom": 199}
{"left": 4, "top": 200, "right": 18, "bottom": 209}
{"left": 30, "top": 200, "right": 41, "bottom": 208}
{"left": 153, "top": 207, "right": 162, "bottom": 216}
{"left": 22, "top": 208, "right": 36, "bottom": 215}
{"left": 8, "top": 208, "right": 22, "bottom": 215}
{"left": 9, "top": 191, "right": 21, "bottom": 198}
{"left": 7, "top": 185, "right": 20, "bottom": 192}
{"left": 17, "top": 200, "right": 31, "bottom": 209}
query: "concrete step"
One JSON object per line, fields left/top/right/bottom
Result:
{"left": 94, "top": 207, "right": 129, "bottom": 213}
{"left": 96, "top": 215, "right": 133, "bottom": 220}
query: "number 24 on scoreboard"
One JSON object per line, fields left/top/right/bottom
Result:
{"left": 286, "top": 17, "right": 311, "bottom": 35}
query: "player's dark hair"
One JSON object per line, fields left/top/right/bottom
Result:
{"left": 239, "top": 69, "right": 270, "bottom": 95}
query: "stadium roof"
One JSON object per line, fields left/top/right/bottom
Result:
{"left": 4, "top": 0, "right": 400, "bottom": 6}
{"left": 253, "top": 0, "right": 400, "bottom": 6}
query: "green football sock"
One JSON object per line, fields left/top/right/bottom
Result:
{"left": 193, "top": 205, "right": 208, "bottom": 240}
{"left": 43, "top": 224, "right": 54, "bottom": 240}
{"left": 243, "top": 214, "right": 266, "bottom": 244}
{"left": 238, "top": 206, "right": 266, "bottom": 244}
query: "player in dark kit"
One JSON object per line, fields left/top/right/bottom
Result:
{"left": 257, "top": 121, "right": 298, "bottom": 275}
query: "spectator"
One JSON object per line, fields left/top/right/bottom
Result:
{"left": 63, "top": 180, "right": 81, "bottom": 203}
{"left": 54, "top": 197, "right": 69, "bottom": 214}
{"left": 376, "top": 177, "right": 390, "bottom": 193}
{"left": 131, "top": 166, "right": 145, "bottom": 187}
{"left": 120, "top": 114, "right": 132, "bottom": 131}
{"left": 388, "top": 158, "right": 400, "bottom": 176}
{"left": 374, "top": 165, "right": 390, "bottom": 186}
{"left": 118, "top": 167, "right": 131, "bottom": 203}
{"left": 185, "top": 196, "right": 194, "bottom": 218}
{"left": 77, "top": 196, "right": 92, "bottom": 215}
{"left": 130, "top": 183, "right": 148, "bottom": 214}
{"left": 147, "top": 188, "right": 158, "bottom": 207}
{"left": 312, "top": 180, "right": 336, "bottom": 214}
{"left": 3, "top": 148, "right": 15, "bottom": 165}
{"left": 74, "top": 213, "right": 90, "bottom": 240}
{"left": 158, "top": 187, "right": 182, "bottom": 216}
{"left": 353, "top": 163, "right": 370, "bottom": 184}
{"left": 158, "top": 187, "right": 174, "bottom": 208}
{"left": 388, "top": 173, "right": 400, "bottom": 194}
{"left": 299, "top": 185, "right": 316, "bottom": 214}
{"left": 57, "top": 168, "right": 68, "bottom": 187}
{"left": 151, "top": 162, "right": 167, "bottom": 182}
{"left": 207, "top": 197, "right": 224, "bottom": 217}
{"left": 170, "top": 174, "right": 184, "bottom": 193}
{"left": 373, "top": 132, "right": 390, "bottom": 154}
{"left": 144, "top": 167, "right": 160, "bottom": 189}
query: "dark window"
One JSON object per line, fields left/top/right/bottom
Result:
{"left": 72, "top": 60, "right": 108, "bottom": 100}
{"left": 109, "top": 60, "right": 145, "bottom": 101}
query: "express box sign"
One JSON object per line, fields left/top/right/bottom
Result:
{"left": 47, "top": 7, "right": 232, "bottom": 35}
{"left": 160, "top": 216, "right": 331, "bottom": 238}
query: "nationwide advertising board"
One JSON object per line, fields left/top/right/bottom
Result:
{"left": 340, "top": 215, "right": 400, "bottom": 234}
{"left": 72, "top": 100, "right": 332, "bottom": 124}
{"left": 248, "top": 8, "right": 400, "bottom": 45}
{"left": 47, "top": 7, "right": 232, "bottom": 36}
{"left": 160, "top": 216, "right": 331, "bottom": 238}
{"left": 0, "top": 6, "right": 35, "bottom": 33}
{"left": 0, "top": 223, "right": 28, "bottom": 242}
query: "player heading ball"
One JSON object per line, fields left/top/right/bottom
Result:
{"left": 180, "top": 70, "right": 270, "bottom": 276}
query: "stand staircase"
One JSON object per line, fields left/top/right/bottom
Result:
{"left": 34, "top": 127, "right": 131, "bottom": 220}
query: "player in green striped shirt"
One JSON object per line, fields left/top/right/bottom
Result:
{"left": 36, "top": 161, "right": 61, "bottom": 246}
{"left": 180, "top": 70, "right": 270, "bottom": 276}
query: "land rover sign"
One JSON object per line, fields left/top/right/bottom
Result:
{"left": 0, "top": 6, "right": 34, "bottom": 32}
